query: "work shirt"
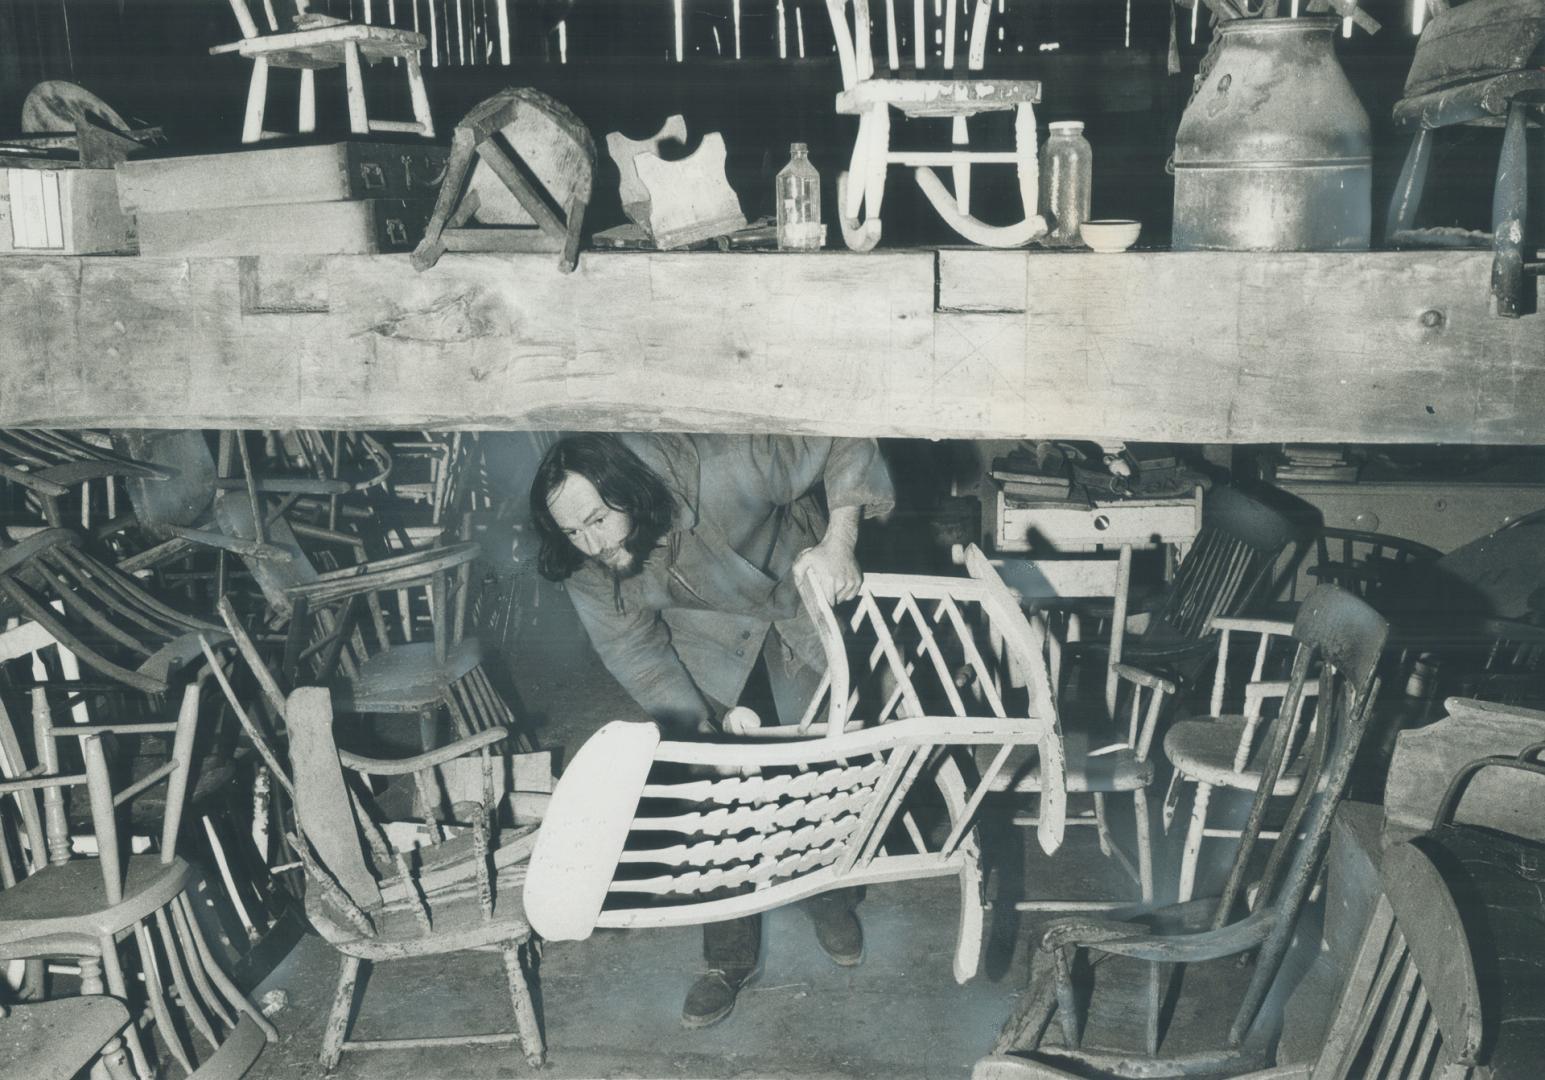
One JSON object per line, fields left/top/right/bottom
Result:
{"left": 564, "top": 434, "right": 895, "bottom": 734}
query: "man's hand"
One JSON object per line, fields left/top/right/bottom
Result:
{"left": 795, "top": 537, "right": 862, "bottom": 606}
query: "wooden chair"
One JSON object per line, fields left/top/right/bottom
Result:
{"left": 1305, "top": 527, "right": 1441, "bottom": 605}
{"left": 0, "top": 528, "right": 227, "bottom": 695}
{"left": 823, "top": 0, "right": 1047, "bottom": 250}
{"left": 990, "top": 586, "right": 1387, "bottom": 1072}
{"left": 1385, "top": 0, "right": 1545, "bottom": 318}
{"left": 236, "top": 682, "right": 545, "bottom": 1071}
{"left": 524, "top": 548, "right": 1068, "bottom": 987}
{"left": 0, "top": 429, "right": 170, "bottom": 532}
{"left": 973, "top": 836, "right": 1485, "bottom": 1080}
{"left": 210, "top": 0, "right": 434, "bottom": 145}
{"left": 0, "top": 677, "right": 277, "bottom": 1079}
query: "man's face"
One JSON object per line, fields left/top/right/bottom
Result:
{"left": 547, "top": 471, "right": 637, "bottom": 574}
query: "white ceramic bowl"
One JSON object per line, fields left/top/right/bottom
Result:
{"left": 1080, "top": 219, "right": 1142, "bottom": 253}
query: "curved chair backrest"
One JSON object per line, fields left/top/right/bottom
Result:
{"left": 826, "top": 0, "right": 1000, "bottom": 89}
{"left": 1309, "top": 526, "right": 1441, "bottom": 602}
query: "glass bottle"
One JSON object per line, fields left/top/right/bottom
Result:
{"left": 776, "top": 143, "right": 823, "bottom": 251}
{"left": 1039, "top": 121, "right": 1093, "bottom": 247}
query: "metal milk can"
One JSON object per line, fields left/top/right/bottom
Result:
{"left": 1172, "top": 16, "right": 1371, "bottom": 251}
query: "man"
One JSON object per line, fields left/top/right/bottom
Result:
{"left": 530, "top": 432, "right": 895, "bottom": 1028}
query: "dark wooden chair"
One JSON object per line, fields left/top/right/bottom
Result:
{"left": 1385, "top": 0, "right": 1545, "bottom": 318}
{"left": 1306, "top": 526, "right": 1442, "bottom": 604}
{"left": 974, "top": 834, "right": 1486, "bottom": 1080}
{"left": 990, "top": 586, "right": 1388, "bottom": 1074}
{"left": 226, "top": 681, "right": 545, "bottom": 1071}
{"left": 0, "top": 429, "right": 170, "bottom": 531}
{"left": 0, "top": 676, "right": 276, "bottom": 1079}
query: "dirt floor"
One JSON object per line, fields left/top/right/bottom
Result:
{"left": 235, "top": 573, "right": 1287, "bottom": 1080}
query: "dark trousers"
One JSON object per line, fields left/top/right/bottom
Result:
{"left": 700, "top": 627, "right": 858, "bottom": 970}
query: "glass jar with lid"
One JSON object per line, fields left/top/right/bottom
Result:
{"left": 1039, "top": 121, "right": 1092, "bottom": 247}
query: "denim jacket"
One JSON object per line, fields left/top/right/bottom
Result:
{"left": 564, "top": 434, "right": 895, "bottom": 734}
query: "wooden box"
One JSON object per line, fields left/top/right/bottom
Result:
{"left": 136, "top": 199, "right": 435, "bottom": 257}
{"left": 0, "top": 167, "right": 136, "bottom": 255}
{"left": 115, "top": 141, "right": 448, "bottom": 214}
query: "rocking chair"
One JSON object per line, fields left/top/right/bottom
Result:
{"left": 823, "top": 0, "right": 1047, "bottom": 250}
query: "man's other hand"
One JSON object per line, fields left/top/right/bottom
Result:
{"left": 795, "top": 541, "right": 862, "bottom": 606}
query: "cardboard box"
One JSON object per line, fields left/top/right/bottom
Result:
{"left": 115, "top": 141, "right": 449, "bottom": 214}
{"left": 135, "top": 199, "right": 435, "bottom": 256}
{"left": 0, "top": 167, "right": 136, "bottom": 255}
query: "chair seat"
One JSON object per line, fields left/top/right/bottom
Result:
{"left": 987, "top": 732, "right": 1151, "bottom": 794}
{"left": 837, "top": 78, "right": 1042, "bottom": 118}
{"left": 308, "top": 860, "right": 531, "bottom": 960}
{"left": 214, "top": 24, "right": 427, "bottom": 68}
{"left": 334, "top": 638, "right": 483, "bottom": 714}
{"left": 1164, "top": 718, "right": 1305, "bottom": 795}
{"left": 0, "top": 997, "right": 131, "bottom": 1078}
{"left": 0, "top": 855, "right": 195, "bottom": 946}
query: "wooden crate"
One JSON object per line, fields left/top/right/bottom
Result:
{"left": 0, "top": 168, "right": 136, "bottom": 255}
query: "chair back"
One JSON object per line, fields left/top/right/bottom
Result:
{"left": 1308, "top": 526, "right": 1441, "bottom": 603}
{"left": 0, "top": 674, "right": 205, "bottom": 904}
{"left": 1215, "top": 584, "right": 1388, "bottom": 1046}
{"left": 1300, "top": 839, "right": 1484, "bottom": 1078}
{"left": 0, "top": 529, "right": 224, "bottom": 694}
{"left": 0, "top": 429, "right": 169, "bottom": 530}
{"left": 825, "top": 0, "right": 999, "bottom": 90}
{"left": 1139, "top": 486, "right": 1299, "bottom": 664}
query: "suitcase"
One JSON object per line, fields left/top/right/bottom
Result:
{"left": 115, "top": 141, "right": 448, "bottom": 214}
{"left": 135, "top": 199, "right": 435, "bottom": 256}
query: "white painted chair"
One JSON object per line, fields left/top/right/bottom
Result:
{"left": 823, "top": 0, "right": 1047, "bottom": 250}
{"left": 523, "top": 545, "right": 1067, "bottom": 984}
{"left": 211, "top": 0, "right": 434, "bottom": 144}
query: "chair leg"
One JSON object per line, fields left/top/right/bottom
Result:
{"left": 406, "top": 55, "right": 435, "bottom": 138}
{"left": 951, "top": 115, "right": 972, "bottom": 217}
{"left": 1384, "top": 127, "right": 1431, "bottom": 241}
{"left": 837, "top": 106, "right": 888, "bottom": 252}
{"left": 1053, "top": 944, "right": 1082, "bottom": 1049}
{"left": 500, "top": 939, "right": 546, "bottom": 1067}
{"left": 79, "top": 954, "right": 134, "bottom": 1080}
{"left": 299, "top": 68, "right": 317, "bottom": 134}
{"left": 242, "top": 58, "right": 269, "bottom": 144}
{"left": 98, "top": 937, "right": 154, "bottom": 1080}
{"left": 1091, "top": 792, "right": 1114, "bottom": 857}
{"left": 1133, "top": 789, "right": 1154, "bottom": 905}
{"left": 1177, "top": 781, "right": 1212, "bottom": 903}
{"left": 1491, "top": 100, "right": 1530, "bottom": 319}
{"left": 321, "top": 955, "right": 363, "bottom": 1072}
{"left": 1145, "top": 960, "right": 1164, "bottom": 1055}
{"left": 343, "top": 41, "right": 369, "bottom": 135}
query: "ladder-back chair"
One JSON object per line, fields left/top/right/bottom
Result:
{"left": 0, "top": 677, "right": 276, "bottom": 1079}
{"left": 823, "top": 0, "right": 1046, "bottom": 250}
{"left": 991, "top": 586, "right": 1388, "bottom": 1071}
{"left": 524, "top": 547, "right": 1067, "bottom": 987}
{"left": 210, "top": 0, "right": 434, "bottom": 144}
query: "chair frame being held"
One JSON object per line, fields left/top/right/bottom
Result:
{"left": 525, "top": 547, "right": 1067, "bottom": 988}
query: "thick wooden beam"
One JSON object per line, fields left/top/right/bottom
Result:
{"left": 2, "top": 249, "right": 1539, "bottom": 441}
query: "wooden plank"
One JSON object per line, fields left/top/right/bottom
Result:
{"left": 1, "top": 249, "right": 1542, "bottom": 441}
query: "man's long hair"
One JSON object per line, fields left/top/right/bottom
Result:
{"left": 530, "top": 434, "right": 676, "bottom": 582}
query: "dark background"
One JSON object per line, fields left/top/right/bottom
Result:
{"left": 0, "top": 0, "right": 1528, "bottom": 246}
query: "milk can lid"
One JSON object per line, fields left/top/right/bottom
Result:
{"left": 1048, "top": 121, "right": 1085, "bottom": 133}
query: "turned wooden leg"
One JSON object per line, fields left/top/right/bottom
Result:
{"left": 1177, "top": 781, "right": 1212, "bottom": 904}
{"left": 242, "top": 58, "right": 270, "bottom": 144}
{"left": 1384, "top": 128, "right": 1431, "bottom": 242}
{"left": 1492, "top": 101, "right": 1529, "bottom": 318}
{"left": 501, "top": 939, "right": 546, "bottom": 1067}
{"left": 80, "top": 954, "right": 135, "bottom": 1080}
{"left": 321, "top": 955, "right": 363, "bottom": 1071}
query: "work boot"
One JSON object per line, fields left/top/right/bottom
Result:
{"left": 810, "top": 898, "right": 864, "bottom": 967}
{"left": 681, "top": 963, "right": 760, "bottom": 1029}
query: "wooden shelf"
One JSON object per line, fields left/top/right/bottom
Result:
{"left": 3, "top": 247, "right": 1538, "bottom": 441}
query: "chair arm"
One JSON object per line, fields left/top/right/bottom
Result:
{"left": 1071, "top": 909, "right": 1276, "bottom": 964}
{"left": 1210, "top": 616, "right": 1295, "bottom": 637}
{"left": 286, "top": 541, "right": 481, "bottom": 603}
{"left": 338, "top": 727, "right": 506, "bottom": 776}
{"left": 1111, "top": 663, "right": 1176, "bottom": 696}
{"left": 1243, "top": 680, "right": 1321, "bottom": 706}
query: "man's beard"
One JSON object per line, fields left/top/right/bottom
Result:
{"left": 604, "top": 517, "right": 669, "bottom": 579}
